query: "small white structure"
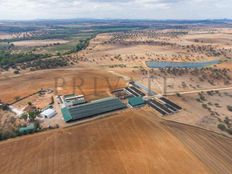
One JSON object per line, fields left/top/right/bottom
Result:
{"left": 41, "top": 108, "right": 56, "bottom": 119}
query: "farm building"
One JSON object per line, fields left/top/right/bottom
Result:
{"left": 40, "top": 108, "right": 56, "bottom": 119}
{"left": 64, "top": 94, "right": 76, "bottom": 100}
{"left": 128, "top": 97, "right": 145, "bottom": 107}
{"left": 65, "top": 98, "right": 86, "bottom": 107}
{"left": 19, "top": 123, "right": 36, "bottom": 134}
{"left": 64, "top": 94, "right": 84, "bottom": 102}
{"left": 63, "top": 94, "right": 86, "bottom": 107}
{"left": 61, "top": 97, "right": 127, "bottom": 122}
{"left": 61, "top": 107, "right": 73, "bottom": 122}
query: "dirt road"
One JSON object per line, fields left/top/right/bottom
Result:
{"left": 167, "top": 86, "right": 232, "bottom": 95}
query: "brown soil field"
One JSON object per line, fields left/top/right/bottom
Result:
{"left": 165, "top": 120, "right": 232, "bottom": 174}
{"left": 0, "top": 109, "right": 231, "bottom": 174}
{"left": 0, "top": 33, "right": 14, "bottom": 40}
{"left": 12, "top": 39, "right": 69, "bottom": 47}
{"left": 1, "top": 27, "right": 232, "bottom": 174}
{"left": 0, "top": 67, "right": 126, "bottom": 103}
{"left": 12, "top": 93, "right": 54, "bottom": 110}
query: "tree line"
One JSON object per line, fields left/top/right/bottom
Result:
{"left": 0, "top": 50, "right": 50, "bottom": 69}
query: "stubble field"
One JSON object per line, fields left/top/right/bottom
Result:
{"left": 0, "top": 109, "right": 231, "bottom": 174}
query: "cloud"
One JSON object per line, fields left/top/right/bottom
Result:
{"left": 0, "top": 0, "right": 231, "bottom": 20}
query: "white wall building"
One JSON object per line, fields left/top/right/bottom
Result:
{"left": 40, "top": 108, "right": 56, "bottom": 119}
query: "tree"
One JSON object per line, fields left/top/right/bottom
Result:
{"left": 227, "top": 105, "right": 232, "bottom": 112}
{"left": 14, "top": 70, "right": 20, "bottom": 74}
{"left": 20, "top": 113, "right": 28, "bottom": 121}
{"left": 217, "top": 124, "right": 226, "bottom": 131}
{"left": 28, "top": 110, "right": 39, "bottom": 122}
{"left": 0, "top": 104, "right": 9, "bottom": 111}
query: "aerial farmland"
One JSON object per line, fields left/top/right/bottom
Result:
{"left": 0, "top": 18, "right": 232, "bottom": 174}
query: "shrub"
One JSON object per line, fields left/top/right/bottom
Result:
{"left": 224, "top": 117, "right": 230, "bottom": 125}
{"left": 28, "top": 110, "right": 40, "bottom": 121}
{"left": 227, "top": 105, "right": 232, "bottom": 112}
{"left": 217, "top": 124, "right": 226, "bottom": 131}
{"left": 0, "top": 104, "right": 9, "bottom": 111}
{"left": 202, "top": 104, "right": 208, "bottom": 109}
{"left": 20, "top": 113, "right": 28, "bottom": 121}
{"left": 226, "top": 128, "right": 232, "bottom": 135}
{"left": 14, "top": 70, "right": 20, "bottom": 74}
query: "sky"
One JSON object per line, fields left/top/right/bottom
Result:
{"left": 0, "top": 0, "right": 232, "bottom": 20}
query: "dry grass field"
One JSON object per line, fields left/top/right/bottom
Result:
{"left": 0, "top": 67, "right": 126, "bottom": 103}
{"left": 164, "top": 91, "right": 232, "bottom": 136}
{"left": 73, "top": 28, "right": 232, "bottom": 68}
{"left": 67, "top": 28, "right": 232, "bottom": 94}
{"left": 0, "top": 33, "right": 17, "bottom": 40}
{"left": 0, "top": 109, "right": 231, "bottom": 174}
{"left": 12, "top": 39, "right": 69, "bottom": 47}
{"left": 1, "top": 25, "right": 232, "bottom": 174}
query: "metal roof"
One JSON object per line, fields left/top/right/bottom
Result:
{"left": 41, "top": 108, "right": 56, "bottom": 117}
{"left": 64, "top": 94, "right": 76, "bottom": 99}
{"left": 61, "top": 97, "right": 126, "bottom": 122}
{"left": 61, "top": 107, "right": 73, "bottom": 122}
{"left": 19, "top": 123, "right": 36, "bottom": 134}
{"left": 134, "top": 81, "right": 156, "bottom": 95}
{"left": 128, "top": 97, "right": 145, "bottom": 107}
{"left": 72, "top": 99, "right": 86, "bottom": 105}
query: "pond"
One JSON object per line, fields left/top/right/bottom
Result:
{"left": 146, "top": 59, "right": 219, "bottom": 68}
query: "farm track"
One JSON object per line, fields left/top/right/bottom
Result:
{"left": 167, "top": 86, "right": 232, "bottom": 95}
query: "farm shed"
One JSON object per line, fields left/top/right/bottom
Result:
{"left": 128, "top": 97, "right": 145, "bottom": 107}
{"left": 19, "top": 123, "right": 36, "bottom": 134}
{"left": 41, "top": 108, "right": 56, "bottom": 119}
{"left": 61, "top": 97, "right": 127, "bottom": 122}
{"left": 61, "top": 107, "right": 73, "bottom": 122}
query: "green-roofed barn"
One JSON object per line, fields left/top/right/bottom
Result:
{"left": 19, "top": 123, "right": 36, "bottom": 134}
{"left": 61, "top": 97, "right": 127, "bottom": 122}
{"left": 128, "top": 97, "right": 145, "bottom": 107}
{"left": 61, "top": 107, "right": 73, "bottom": 122}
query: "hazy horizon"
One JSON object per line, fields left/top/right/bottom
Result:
{"left": 0, "top": 0, "right": 232, "bottom": 20}
{"left": 0, "top": 18, "right": 232, "bottom": 22}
